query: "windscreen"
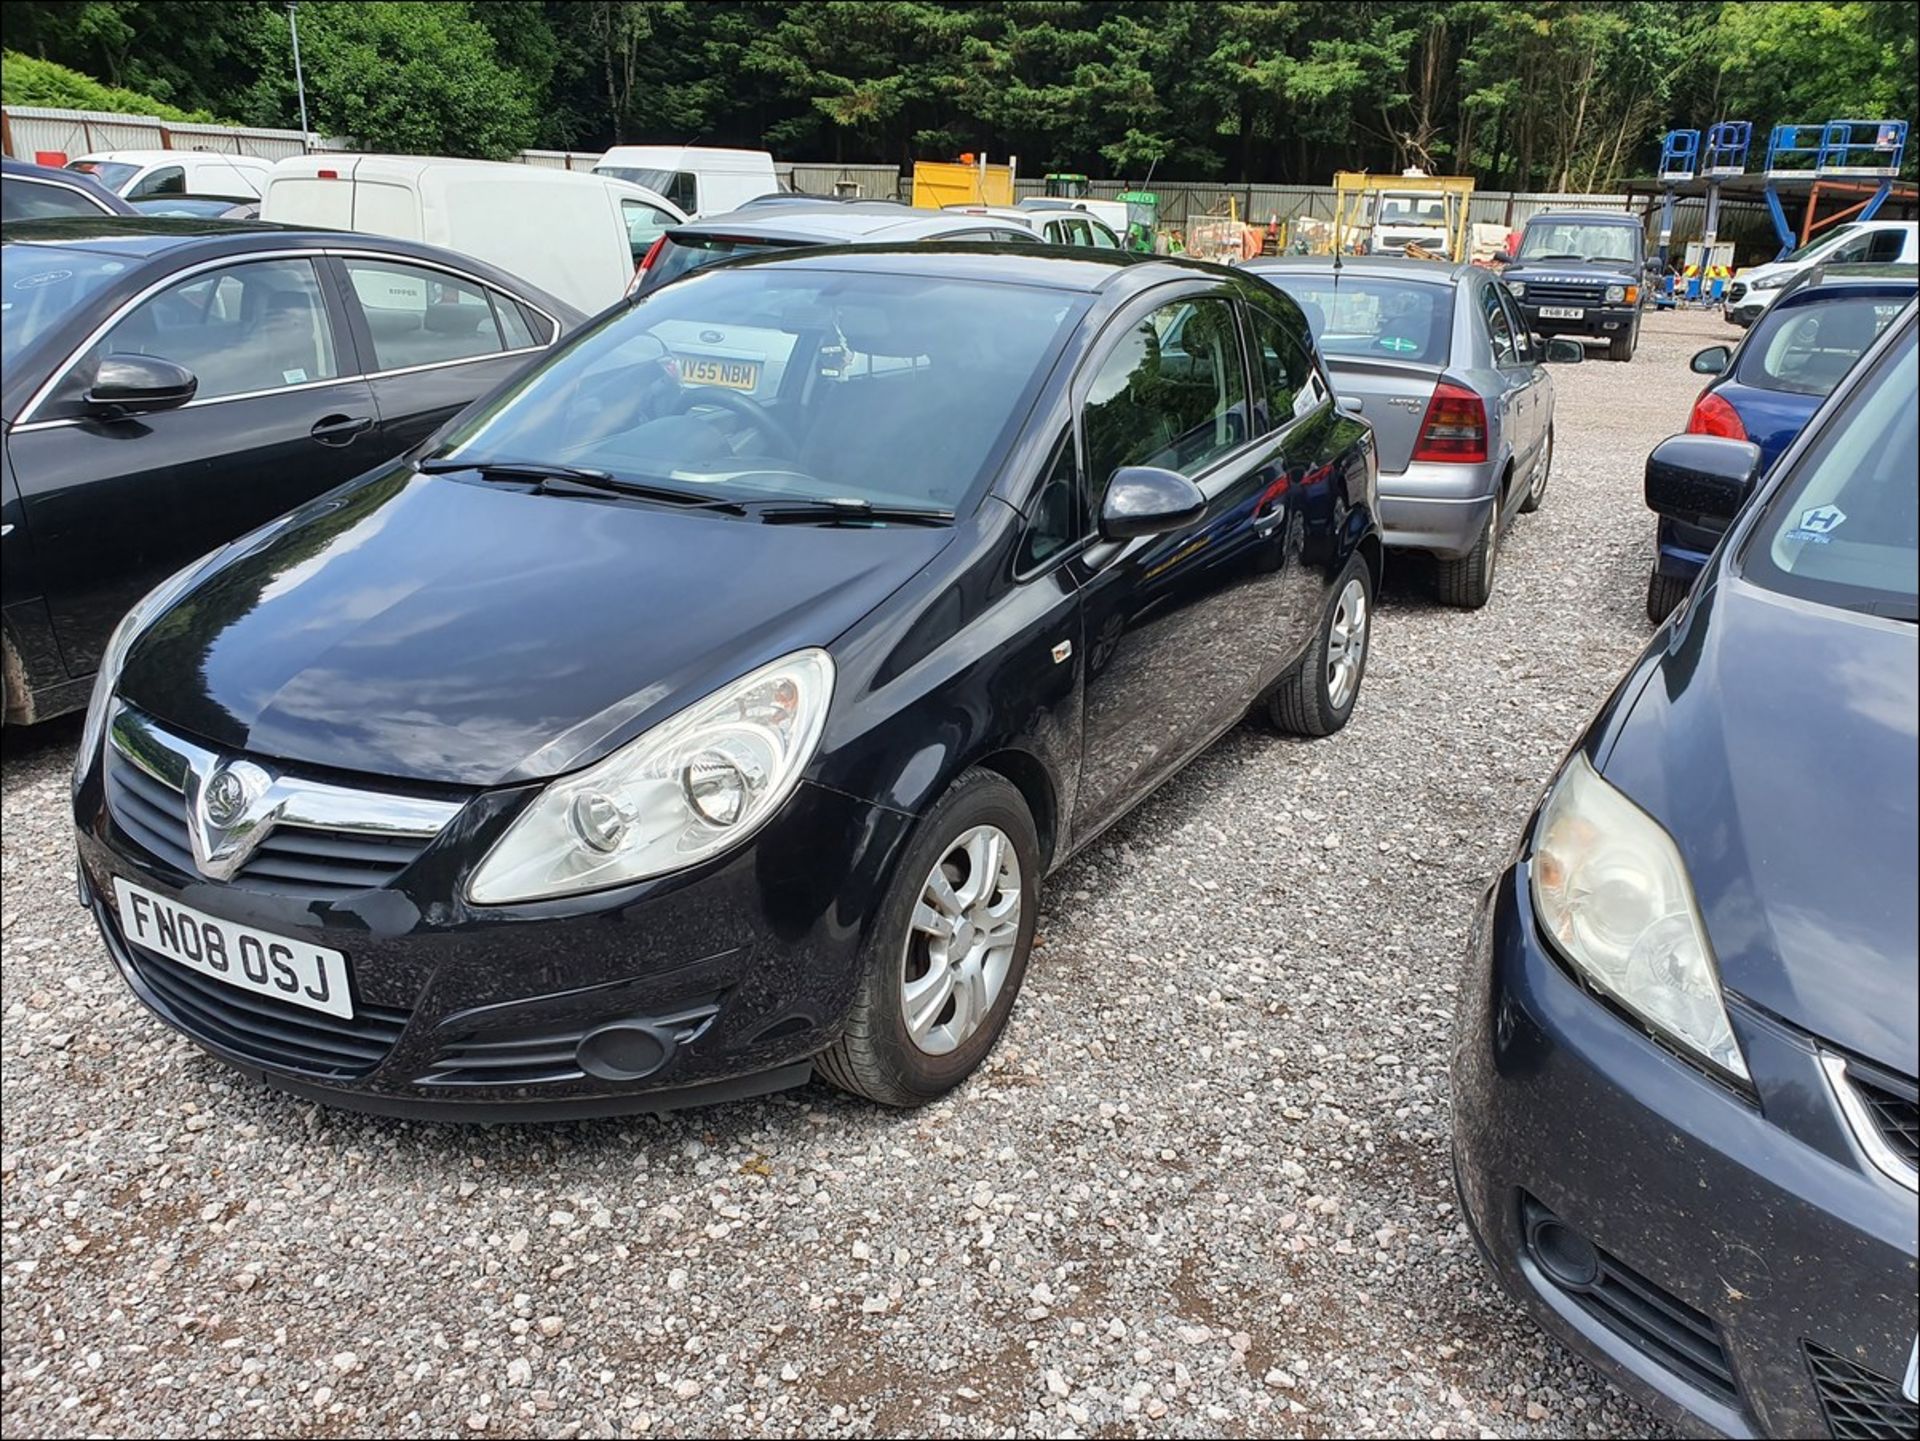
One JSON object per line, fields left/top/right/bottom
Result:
{"left": 436, "top": 264, "right": 1090, "bottom": 512}
{"left": 1262, "top": 274, "right": 1453, "bottom": 365}
{"left": 1517, "top": 220, "right": 1639, "bottom": 263}
{"left": 1743, "top": 320, "right": 1916, "bottom": 619}
{"left": 1736, "top": 292, "right": 1910, "bottom": 395}
{"left": 1379, "top": 196, "right": 1446, "bottom": 224}
{"left": 1, "top": 243, "right": 132, "bottom": 368}
{"left": 67, "top": 160, "right": 138, "bottom": 192}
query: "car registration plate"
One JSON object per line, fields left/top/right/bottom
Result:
{"left": 676, "top": 356, "right": 762, "bottom": 391}
{"left": 113, "top": 876, "right": 352, "bottom": 1019}
{"left": 1539, "top": 306, "right": 1585, "bottom": 320}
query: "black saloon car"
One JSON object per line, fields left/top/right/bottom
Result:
{"left": 72, "top": 246, "right": 1381, "bottom": 1117}
{"left": 2, "top": 218, "right": 582, "bottom": 724}
{"left": 2, "top": 157, "right": 138, "bottom": 221}
{"left": 1453, "top": 303, "right": 1917, "bottom": 1438}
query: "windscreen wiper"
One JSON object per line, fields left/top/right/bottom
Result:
{"left": 748, "top": 498, "right": 955, "bottom": 527}
{"left": 417, "top": 457, "right": 746, "bottom": 512}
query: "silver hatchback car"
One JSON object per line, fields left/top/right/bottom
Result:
{"left": 1248, "top": 257, "right": 1583, "bottom": 607}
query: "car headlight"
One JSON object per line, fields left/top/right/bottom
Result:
{"left": 72, "top": 549, "right": 225, "bottom": 795}
{"left": 1751, "top": 273, "right": 1789, "bottom": 291}
{"left": 1528, "top": 753, "right": 1748, "bottom": 1082}
{"left": 1604, "top": 284, "right": 1626, "bottom": 303}
{"left": 468, "top": 649, "right": 834, "bottom": 904}
{"left": 1505, "top": 279, "right": 1525, "bottom": 298}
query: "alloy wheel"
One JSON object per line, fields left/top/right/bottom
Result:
{"left": 1326, "top": 577, "right": 1369, "bottom": 711}
{"left": 901, "top": 825, "right": 1023, "bottom": 1056}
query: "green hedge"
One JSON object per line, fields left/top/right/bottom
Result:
{"left": 2, "top": 51, "right": 217, "bottom": 123}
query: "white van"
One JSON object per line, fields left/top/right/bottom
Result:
{"left": 1725, "top": 220, "right": 1919, "bottom": 326}
{"left": 260, "top": 155, "right": 688, "bottom": 313}
{"left": 593, "top": 146, "right": 779, "bottom": 218}
{"left": 67, "top": 150, "right": 272, "bottom": 200}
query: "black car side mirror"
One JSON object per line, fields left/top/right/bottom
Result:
{"left": 1543, "top": 338, "right": 1585, "bottom": 364}
{"left": 1645, "top": 434, "right": 1763, "bottom": 527}
{"left": 1690, "top": 345, "right": 1732, "bottom": 376}
{"left": 85, "top": 355, "right": 198, "bottom": 416}
{"left": 1099, "top": 466, "right": 1206, "bottom": 540}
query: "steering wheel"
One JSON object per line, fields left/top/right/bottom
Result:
{"left": 673, "top": 385, "right": 801, "bottom": 458}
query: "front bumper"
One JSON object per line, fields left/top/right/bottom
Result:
{"left": 1452, "top": 861, "right": 1919, "bottom": 1438}
{"left": 1516, "top": 301, "right": 1637, "bottom": 339}
{"left": 1377, "top": 460, "right": 1499, "bottom": 558}
{"left": 75, "top": 738, "right": 917, "bottom": 1120}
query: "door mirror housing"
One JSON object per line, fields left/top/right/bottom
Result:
{"left": 1690, "top": 344, "right": 1732, "bottom": 376}
{"left": 84, "top": 355, "right": 198, "bottom": 416}
{"left": 1543, "top": 338, "right": 1585, "bottom": 364}
{"left": 1644, "top": 434, "right": 1763, "bottom": 527}
{"left": 1099, "top": 466, "right": 1206, "bottom": 540}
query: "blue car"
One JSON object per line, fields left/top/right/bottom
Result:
{"left": 1647, "top": 263, "right": 1916, "bottom": 621}
{"left": 1455, "top": 302, "right": 1917, "bottom": 1439}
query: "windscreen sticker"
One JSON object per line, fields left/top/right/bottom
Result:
{"left": 282, "top": 368, "right": 308, "bottom": 384}
{"left": 1788, "top": 503, "right": 1846, "bottom": 544}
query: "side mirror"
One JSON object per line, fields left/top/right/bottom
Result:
{"left": 1690, "top": 345, "right": 1732, "bottom": 375}
{"left": 1544, "top": 338, "right": 1585, "bottom": 364}
{"left": 1099, "top": 466, "right": 1206, "bottom": 540}
{"left": 85, "top": 355, "right": 198, "bottom": 416}
{"left": 1644, "top": 434, "right": 1762, "bottom": 527}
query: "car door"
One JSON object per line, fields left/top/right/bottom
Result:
{"left": 329, "top": 254, "right": 558, "bottom": 459}
{"left": 1475, "top": 277, "right": 1539, "bottom": 493}
{"left": 1067, "top": 288, "right": 1282, "bottom": 838}
{"left": 1496, "top": 282, "right": 1549, "bottom": 464}
{"left": 6, "top": 253, "right": 378, "bottom": 675}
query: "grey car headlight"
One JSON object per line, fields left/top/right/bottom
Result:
{"left": 1505, "top": 279, "right": 1525, "bottom": 298}
{"left": 1751, "top": 273, "right": 1790, "bottom": 291}
{"left": 1528, "top": 753, "right": 1748, "bottom": 1082}
{"left": 72, "top": 549, "right": 225, "bottom": 795}
{"left": 468, "top": 649, "right": 834, "bottom": 904}
{"left": 1604, "top": 284, "right": 1626, "bottom": 303}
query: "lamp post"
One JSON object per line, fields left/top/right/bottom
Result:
{"left": 287, "top": 2, "right": 311, "bottom": 149}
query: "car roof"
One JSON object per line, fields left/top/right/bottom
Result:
{"left": 692, "top": 241, "right": 1239, "bottom": 294}
{"left": 73, "top": 150, "right": 266, "bottom": 166}
{"left": 669, "top": 204, "right": 1037, "bottom": 244}
{"left": 1246, "top": 255, "right": 1474, "bottom": 285}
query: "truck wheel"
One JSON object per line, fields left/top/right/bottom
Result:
{"left": 1608, "top": 327, "right": 1636, "bottom": 362}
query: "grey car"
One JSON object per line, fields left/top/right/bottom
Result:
{"left": 1247, "top": 257, "right": 1583, "bottom": 607}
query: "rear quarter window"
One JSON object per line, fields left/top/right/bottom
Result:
{"left": 1736, "top": 293, "right": 1909, "bottom": 396}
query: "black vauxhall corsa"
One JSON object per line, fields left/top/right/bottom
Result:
{"left": 1453, "top": 305, "right": 1918, "bottom": 1438}
{"left": 1, "top": 217, "right": 582, "bottom": 725}
{"left": 71, "top": 245, "right": 1380, "bottom": 1117}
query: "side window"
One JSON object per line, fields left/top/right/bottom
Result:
{"left": 496, "top": 297, "right": 537, "bottom": 350}
{"left": 1478, "top": 282, "right": 1518, "bottom": 365}
{"left": 621, "top": 199, "right": 677, "bottom": 261}
{"left": 1017, "top": 431, "right": 1085, "bottom": 571}
{"left": 1057, "top": 217, "right": 1092, "bottom": 247}
{"left": 1087, "top": 220, "right": 1120, "bottom": 250}
{"left": 997, "top": 228, "right": 1042, "bottom": 244}
{"left": 1496, "top": 287, "right": 1536, "bottom": 363}
{"left": 344, "top": 260, "right": 506, "bottom": 370}
{"left": 1864, "top": 229, "right": 1906, "bottom": 263}
{"left": 127, "top": 165, "right": 185, "bottom": 199}
{"left": 1084, "top": 296, "right": 1250, "bottom": 486}
{"left": 1248, "top": 305, "right": 1318, "bottom": 430}
{"left": 667, "top": 171, "right": 698, "bottom": 214}
{"left": 52, "top": 258, "right": 338, "bottom": 413}
{"left": 3, "top": 181, "right": 111, "bottom": 221}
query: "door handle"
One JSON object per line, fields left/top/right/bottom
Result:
{"left": 309, "top": 414, "right": 373, "bottom": 445}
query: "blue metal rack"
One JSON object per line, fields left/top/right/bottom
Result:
{"left": 1659, "top": 129, "right": 1700, "bottom": 182}
{"left": 1760, "top": 119, "right": 1907, "bottom": 258}
{"left": 1702, "top": 121, "right": 1751, "bottom": 176}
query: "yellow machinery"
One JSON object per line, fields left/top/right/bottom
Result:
{"left": 1332, "top": 171, "right": 1474, "bottom": 260}
{"left": 912, "top": 153, "right": 1016, "bottom": 209}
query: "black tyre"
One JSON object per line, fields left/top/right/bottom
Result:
{"left": 1435, "top": 511, "right": 1496, "bottom": 609}
{"left": 1263, "top": 554, "right": 1372, "bottom": 737}
{"left": 1519, "top": 426, "right": 1553, "bottom": 514}
{"left": 1646, "top": 569, "right": 1689, "bottom": 624}
{"left": 1608, "top": 326, "right": 1636, "bottom": 362}
{"left": 816, "top": 768, "right": 1040, "bottom": 1107}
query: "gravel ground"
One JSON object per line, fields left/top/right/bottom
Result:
{"left": 3, "top": 308, "right": 1734, "bottom": 1440}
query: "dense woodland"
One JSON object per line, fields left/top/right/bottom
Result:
{"left": 4, "top": 1, "right": 1916, "bottom": 188}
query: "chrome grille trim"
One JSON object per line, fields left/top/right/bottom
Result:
{"left": 1821, "top": 1052, "right": 1919, "bottom": 1193}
